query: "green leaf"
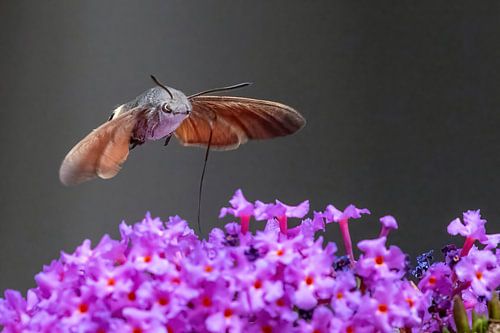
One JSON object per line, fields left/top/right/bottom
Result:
{"left": 472, "top": 310, "right": 479, "bottom": 326}
{"left": 453, "top": 295, "right": 471, "bottom": 333}
{"left": 488, "top": 291, "right": 500, "bottom": 320}
{"left": 472, "top": 317, "right": 487, "bottom": 333}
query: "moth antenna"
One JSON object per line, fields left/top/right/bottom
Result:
{"left": 197, "top": 127, "right": 213, "bottom": 236}
{"left": 150, "top": 75, "right": 174, "bottom": 99}
{"left": 188, "top": 82, "right": 252, "bottom": 99}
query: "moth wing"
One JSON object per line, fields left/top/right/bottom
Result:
{"left": 59, "top": 109, "right": 143, "bottom": 186}
{"left": 174, "top": 96, "right": 305, "bottom": 150}
{"left": 174, "top": 106, "right": 243, "bottom": 151}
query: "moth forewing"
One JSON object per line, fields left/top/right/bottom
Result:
{"left": 174, "top": 96, "right": 305, "bottom": 148}
{"left": 59, "top": 111, "right": 140, "bottom": 186}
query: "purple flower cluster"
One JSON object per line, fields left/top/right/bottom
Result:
{"left": 0, "top": 191, "right": 498, "bottom": 333}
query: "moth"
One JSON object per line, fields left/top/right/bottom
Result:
{"left": 59, "top": 76, "right": 306, "bottom": 186}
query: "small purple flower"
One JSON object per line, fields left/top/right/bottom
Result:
{"left": 447, "top": 210, "right": 487, "bottom": 239}
{"left": 322, "top": 204, "right": 371, "bottom": 223}
{"left": 254, "top": 199, "right": 309, "bottom": 235}
{"left": 356, "top": 237, "right": 407, "bottom": 283}
{"left": 220, "top": 189, "right": 255, "bottom": 234}
{"left": 205, "top": 303, "right": 242, "bottom": 333}
{"left": 288, "top": 211, "right": 326, "bottom": 240}
{"left": 297, "top": 306, "right": 335, "bottom": 333}
{"left": 329, "top": 272, "right": 361, "bottom": 319}
{"left": 455, "top": 249, "right": 500, "bottom": 298}
{"left": 321, "top": 203, "right": 370, "bottom": 263}
{"left": 378, "top": 215, "right": 398, "bottom": 238}
{"left": 356, "top": 283, "right": 410, "bottom": 333}
{"left": 447, "top": 209, "right": 488, "bottom": 256}
{"left": 480, "top": 233, "right": 500, "bottom": 250}
{"left": 0, "top": 192, "right": 497, "bottom": 333}
{"left": 418, "top": 263, "right": 454, "bottom": 295}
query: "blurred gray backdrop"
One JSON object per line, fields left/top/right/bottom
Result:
{"left": 1, "top": 1, "right": 499, "bottom": 293}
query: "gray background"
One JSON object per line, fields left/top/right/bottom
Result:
{"left": 1, "top": 1, "right": 499, "bottom": 293}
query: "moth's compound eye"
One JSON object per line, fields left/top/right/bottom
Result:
{"left": 162, "top": 103, "right": 172, "bottom": 113}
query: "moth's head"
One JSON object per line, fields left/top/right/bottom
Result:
{"left": 113, "top": 76, "right": 192, "bottom": 119}
{"left": 150, "top": 86, "right": 191, "bottom": 117}
{"left": 149, "top": 75, "right": 191, "bottom": 117}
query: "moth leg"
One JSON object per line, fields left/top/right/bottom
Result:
{"left": 129, "top": 115, "right": 148, "bottom": 150}
{"left": 164, "top": 135, "right": 172, "bottom": 146}
{"left": 108, "top": 112, "right": 115, "bottom": 121}
{"left": 129, "top": 137, "right": 145, "bottom": 150}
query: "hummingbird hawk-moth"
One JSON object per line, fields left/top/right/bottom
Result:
{"left": 59, "top": 76, "right": 306, "bottom": 186}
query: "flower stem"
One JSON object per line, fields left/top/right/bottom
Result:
{"left": 460, "top": 236, "right": 475, "bottom": 257}
{"left": 278, "top": 216, "right": 288, "bottom": 235}
{"left": 240, "top": 215, "right": 250, "bottom": 234}
{"left": 378, "top": 226, "right": 388, "bottom": 238}
{"left": 339, "top": 218, "right": 354, "bottom": 263}
{"left": 453, "top": 295, "right": 471, "bottom": 333}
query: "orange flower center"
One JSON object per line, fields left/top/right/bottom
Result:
{"left": 202, "top": 296, "right": 212, "bottom": 307}
{"left": 143, "top": 255, "right": 151, "bottom": 263}
{"left": 107, "top": 278, "right": 115, "bottom": 286}
{"left": 171, "top": 277, "right": 181, "bottom": 285}
{"left": 375, "top": 256, "right": 384, "bottom": 265}
{"left": 276, "top": 298, "right": 285, "bottom": 307}
{"left": 133, "top": 328, "right": 142, "bottom": 333}
{"left": 305, "top": 276, "right": 314, "bottom": 286}
{"left": 276, "top": 249, "right": 284, "bottom": 256}
{"left": 476, "top": 271, "right": 483, "bottom": 280}
{"left": 336, "top": 292, "right": 343, "bottom": 300}
{"left": 78, "top": 303, "right": 89, "bottom": 313}
{"left": 158, "top": 297, "right": 169, "bottom": 306}
{"left": 406, "top": 298, "right": 414, "bottom": 308}
{"left": 428, "top": 276, "right": 437, "bottom": 285}
{"left": 346, "top": 326, "right": 354, "bottom": 333}
{"left": 224, "top": 308, "right": 233, "bottom": 318}
{"left": 378, "top": 304, "right": 388, "bottom": 313}
{"left": 313, "top": 330, "right": 322, "bottom": 333}
{"left": 262, "top": 325, "right": 272, "bottom": 333}
{"left": 204, "top": 265, "right": 213, "bottom": 273}
{"left": 254, "top": 280, "right": 263, "bottom": 289}
{"left": 128, "top": 291, "right": 136, "bottom": 301}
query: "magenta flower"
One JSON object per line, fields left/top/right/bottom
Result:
{"left": 288, "top": 211, "right": 326, "bottom": 240}
{"left": 322, "top": 204, "right": 371, "bottom": 223}
{"left": 254, "top": 198, "right": 309, "bottom": 235}
{"left": 356, "top": 237, "right": 407, "bottom": 283}
{"left": 205, "top": 302, "right": 242, "bottom": 333}
{"left": 418, "top": 262, "right": 454, "bottom": 295}
{"left": 356, "top": 283, "right": 409, "bottom": 332}
{"left": 480, "top": 233, "right": 500, "bottom": 250}
{"left": 455, "top": 249, "right": 500, "bottom": 298}
{"left": 378, "top": 215, "right": 398, "bottom": 238}
{"left": 297, "top": 306, "right": 335, "bottom": 333}
{"left": 448, "top": 209, "right": 488, "bottom": 256}
{"left": 329, "top": 272, "right": 361, "bottom": 319}
{"left": 289, "top": 261, "right": 335, "bottom": 310}
{"left": 322, "top": 203, "right": 370, "bottom": 263}
{"left": 0, "top": 190, "right": 498, "bottom": 333}
{"left": 220, "top": 189, "right": 255, "bottom": 234}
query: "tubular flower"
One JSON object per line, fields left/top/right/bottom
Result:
{"left": 0, "top": 190, "right": 498, "bottom": 333}
{"left": 254, "top": 199, "right": 309, "bottom": 235}
{"left": 447, "top": 209, "right": 489, "bottom": 256}
{"left": 321, "top": 203, "right": 370, "bottom": 263}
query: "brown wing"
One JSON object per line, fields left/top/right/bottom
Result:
{"left": 59, "top": 109, "right": 144, "bottom": 186}
{"left": 174, "top": 96, "right": 305, "bottom": 150}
